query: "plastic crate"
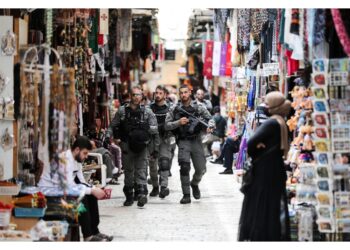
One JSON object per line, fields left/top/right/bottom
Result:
{"left": 14, "top": 207, "right": 47, "bottom": 218}
{"left": 0, "top": 184, "right": 21, "bottom": 195}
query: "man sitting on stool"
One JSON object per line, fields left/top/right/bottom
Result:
{"left": 38, "top": 136, "right": 113, "bottom": 241}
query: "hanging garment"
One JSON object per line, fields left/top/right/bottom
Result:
{"left": 285, "top": 49, "right": 299, "bottom": 76}
{"left": 283, "top": 9, "right": 303, "bottom": 60}
{"left": 225, "top": 43, "right": 233, "bottom": 76}
{"left": 313, "top": 9, "right": 326, "bottom": 46}
{"left": 237, "top": 9, "right": 251, "bottom": 52}
{"left": 203, "top": 41, "right": 214, "bottom": 79}
{"left": 212, "top": 41, "right": 222, "bottom": 76}
{"left": 220, "top": 42, "right": 227, "bottom": 76}
{"left": 99, "top": 9, "right": 109, "bottom": 35}
{"left": 306, "top": 9, "right": 315, "bottom": 62}
{"left": 247, "top": 77, "right": 256, "bottom": 109}
{"left": 290, "top": 9, "right": 300, "bottom": 35}
{"left": 119, "top": 9, "right": 132, "bottom": 52}
{"left": 229, "top": 9, "right": 238, "bottom": 61}
{"left": 331, "top": 9, "right": 350, "bottom": 57}
{"left": 213, "top": 9, "right": 230, "bottom": 42}
{"left": 271, "top": 20, "right": 279, "bottom": 62}
{"left": 251, "top": 9, "right": 269, "bottom": 44}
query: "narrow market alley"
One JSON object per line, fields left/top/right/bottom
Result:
{"left": 98, "top": 153, "right": 243, "bottom": 241}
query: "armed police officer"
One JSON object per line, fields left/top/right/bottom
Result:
{"left": 148, "top": 85, "right": 175, "bottom": 199}
{"left": 165, "top": 84, "right": 215, "bottom": 204}
{"left": 105, "top": 86, "right": 158, "bottom": 207}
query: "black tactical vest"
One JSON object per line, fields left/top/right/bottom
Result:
{"left": 120, "top": 106, "right": 150, "bottom": 152}
{"left": 150, "top": 102, "right": 169, "bottom": 136}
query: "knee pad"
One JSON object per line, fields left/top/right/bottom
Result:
{"left": 179, "top": 162, "right": 191, "bottom": 176}
{"left": 158, "top": 157, "right": 171, "bottom": 171}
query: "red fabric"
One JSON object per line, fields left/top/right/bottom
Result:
{"left": 225, "top": 43, "right": 232, "bottom": 76}
{"left": 285, "top": 49, "right": 299, "bottom": 76}
{"left": 98, "top": 34, "right": 104, "bottom": 45}
{"left": 203, "top": 41, "right": 214, "bottom": 79}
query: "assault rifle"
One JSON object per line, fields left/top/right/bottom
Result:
{"left": 176, "top": 106, "right": 213, "bottom": 134}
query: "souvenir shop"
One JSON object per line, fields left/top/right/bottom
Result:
{"left": 201, "top": 9, "right": 350, "bottom": 241}
{"left": 0, "top": 8, "right": 161, "bottom": 241}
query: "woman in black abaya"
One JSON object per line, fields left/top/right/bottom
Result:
{"left": 238, "top": 91, "right": 291, "bottom": 241}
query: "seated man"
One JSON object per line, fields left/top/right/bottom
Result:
{"left": 38, "top": 136, "right": 113, "bottom": 241}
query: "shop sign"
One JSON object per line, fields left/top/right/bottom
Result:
{"left": 263, "top": 63, "right": 279, "bottom": 76}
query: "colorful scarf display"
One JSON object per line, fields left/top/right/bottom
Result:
{"left": 225, "top": 43, "right": 233, "bottom": 76}
{"left": 212, "top": 41, "right": 221, "bottom": 76}
{"left": 203, "top": 41, "right": 214, "bottom": 79}
{"left": 220, "top": 42, "right": 228, "bottom": 76}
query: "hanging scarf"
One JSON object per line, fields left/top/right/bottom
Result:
{"left": 290, "top": 9, "right": 300, "bottom": 35}
{"left": 251, "top": 9, "right": 269, "bottom": 44}
{"left": 220, "top": 42, "right": 227, "bottom": 76}
{"left": 214, "top": 9, "right": 230, "bottom": 42}
{"left": 225, "top": 42, "right": 233, "bottom": 76}
{"left": 212, "top": 41, "right": 221, "bottom": 76}
{"left": 203, "top": 41, "right": 214, "bottom": 79}
{"left": 119, "top": 9, "right": 132, "bottom": 52}
{"left": 313, "top": 9, "right": 326, "bottom": 46}
{"left": 331, "top": 9, "right": 350, "bottom": 57}
{"left": 237, "top": 9, "right": 251, "bottom": 52}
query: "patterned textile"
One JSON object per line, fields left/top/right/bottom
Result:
{"left": 313, "top": 9, "right": 326, "bottom": 46}
{"left": 203, "top": 41, "right": 214, "bottom": 79}
{"left": 331, "top": 9, "right": 350, "bottom": 57}
{"left": 251, "top": 9, "right": 269, "bottom": 44}
{"left": 237, "top": 9, "right": 251, "bottom": 52}
{"left": 213, "top": 9, "right": 230, "bottom": 42}
{"left": 303, "top": 9, "right": 310, "bottom": 66}
{"left": 271, "top": 20, "right": 279, "bottom": 62}
{"left": 225, "top": 42, "right": 233, "bottom": 76}
{"left": 220, "top": 42, "right": 227, "bottom": 76}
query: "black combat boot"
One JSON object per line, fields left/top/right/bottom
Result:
{"left": 123, "top": 197, "right": 134, "bottom": 206}
{"left": 191, "top": 184, "right": 201, "bottom": 199}
{"left": 137, "top": 194, "right": 148, "bottom": 207}
{"left": 123, "top": 186, "right": 134, "bottom": 206}
{"left": 180, "top": 194, "right": 191, "bottom": 204}
{"left": 159, "top": 186, "right": 170, "bottom": 198}
{"left": 137, "top": 185, "right": 148, "bottom": 207}
{"left": 149, "top": 186, "right": 159, "bottom": 197}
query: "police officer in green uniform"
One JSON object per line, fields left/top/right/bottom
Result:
{"left": 106, "top": 86, "right": 158, "bottom": 207}
{"left": 165, "top": 84, "right": 215, "bottom": 204}
{"left": 148, "top": 85, "right": 175, "bottom": 199}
